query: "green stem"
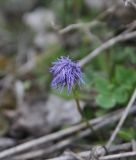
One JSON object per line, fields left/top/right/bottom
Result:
{"left": 73, "top": 89, "right": 102, "bottom": 141}
{"left": 63, "top": 0, "right": 68, "bottom": 26}
{"left": 74, "top": 97, "right": 95, "bottom": 132}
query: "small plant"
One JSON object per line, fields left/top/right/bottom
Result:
{"left": 95, "top": 65, "right": 136, "bottom": 109}
{"left": 49, "top": 56, "right": 99, "bottom": 138}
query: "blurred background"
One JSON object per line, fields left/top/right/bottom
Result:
{"left": 0, "top": 0, "right": 136, "bottom": 159}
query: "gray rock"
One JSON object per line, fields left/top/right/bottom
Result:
{"left": 46, "top": 94, "right": 85, "bottom": 127}
{"left": 34, "top": 32, "right": 59, "bottom": 49}
{"left": 0, "top": 138, "right": 16, "bottom": 150}
{"left": 23, "top": 8, "right": 56, "bottom": 32}
{"left": 23, "top": 8, "right": 59, "bottom": 49}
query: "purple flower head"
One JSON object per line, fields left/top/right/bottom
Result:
{"left": 50, "top": 56, "right": 84, "bottom": 94}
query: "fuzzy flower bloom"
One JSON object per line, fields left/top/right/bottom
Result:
{"left": 50, "top": 56, "right": 84, "bottom": 94}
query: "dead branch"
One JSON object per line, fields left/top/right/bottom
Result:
{"left": 58, "top": 5, "right": 116, "bottom": 34}
{"left": 79, "top": 31, "right": 136, "bottom": 67}
{"left": 100, "top": 151, "right": 136, "bottom": 160}
{"left": 123, "top": 20, "right": 136, "bottom": 33}
{"left": 0, "top": 112, "right": 111, "bottom": 159}
{"left": 59, "top": 21, "right": 102, "bottom": 34}
{"left": 13, "top": 142, "right": 132, "bottom": 160}
{"left": 7, "top": 106, "right": 136, "bottom": 160}
{"left": 47, "top": 142, "right": 133, "bottom": 160}
{"left": 123, "top": 0, "right": 136, "bottom": 9}
{"left": 106, "top": 88, "right": 136, "bottom": 149}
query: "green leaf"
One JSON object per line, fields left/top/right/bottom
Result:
{"left": 96, "top": 93, "right": 116, "bottom": 109}
{"left": 125, "top": 47, "right": 136, "bottom": 64}
{"left": 115, "top": 66, "right": 127, "bottom": 83}
{"left": 115, "top": 66, "right": 136, "bottom": 91}
{"left": 95, "top": 77, "right": 111, "bottom": 94}
{"left": 119, "top": 128, "right": 135, "bottom": 141}
{"left": 112, "top": 87, "right": 129, "bottom": 104}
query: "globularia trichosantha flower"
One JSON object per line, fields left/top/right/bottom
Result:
{"left": 50, "top": 57, "right": 97, "bottom": 139}
{"left": 50, "top": 56, "right": 84, "bottom": 94}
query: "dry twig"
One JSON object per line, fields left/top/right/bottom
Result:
{"left": 79, "top": 31, "right": 136, "bottom": 66}
{"left": 58, "top": 5, "right": 116, "bottom": 34}
{"left": 124, "top": 0, "right": 136, "bottom": 9}
{"left": 100, "top": 151, "right": 136, "bottom": 160}
{"left": 10, "top": 107, "right": 136, "bottom": 160}
{"left": 123, "top": 20, "right": 136, "bottom": 33}
{"left": 59, "top": 21, "right": 102, "bottom": 34}
{"left": 106, "top": 88, "right": 136, "bottom": 149}
{"left": 0, "top": 113, "right": 110, "bottom": 159}
{"left": 13, "top": 142, "right": 132, "bottom": 160}
{"left": 47, "top": 144, "right": 134, "bottom": 160}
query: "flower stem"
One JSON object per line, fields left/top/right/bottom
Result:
{"left": 73, "top": 89, "right": 102, "bottom": 141}
{"left": 74, "top": 98, "right": 95, "bottom": 132}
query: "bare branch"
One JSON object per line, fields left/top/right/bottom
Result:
{"left": 123, "top": 0, "right": 136, "bottom": 9}
{"left": 59, "top": 21, "right": 102, "bottom": 34}
{"left": 58, "top": 5, "right": 116, "bottom": 34}
{"left": 100, "top": 151, "right": 136, "bottom": 160}
{"left": 79, "top": 31, "right": 136, "bottom": 67}
{"left": 47, "top": 144, "right": 134, "bottom": 160}
{"left": 0, "top": 111, "right": 113, "bottom": 159}
{"left": 4, "top": 107, "right": 136, "bottom": 160}
{"left": 14, "top": 142, "right": 132, "bottom": 160}
{"left": 106, "top": 88, "right": 136, "bottom": 149}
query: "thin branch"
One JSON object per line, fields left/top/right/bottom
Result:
{"left": 58, "top": 5, "right": 116, "bottom": 34}
{"left": 0, "top": 106, "right": 135, "bottom": 159}
{"left": 124, "top": 0, "right": 136, "bottom": 9}
{"left": 46, "top": 144, "right": 136, "bottom": 160}
{"left": 13, "top": 136, "right": 132, "bottom": 160}
{"left": 123, "top": 20, "right": 136, "bottom": 33}
{"left": 14, "top": 142, "right": 131, "bottom": 160}
{"left": 0, "top": 113, "right": 111, "bottom": 159}
{"left": 64, "top": 151, "right": 84, "bottom": 160}
{"left": 12, "top": 107, "right": 136, "bottom": 160}
{"left": 132, "top": 140, "right": 136, "bottom": 151}
{"left": 1, "top": 118, "right": 111, "bottom": 160}
{"left": 79, "top": 31, "right": 136, "bottom": 67}
{"left": 59, "top": 21, "right": 102, "bottom": 34}
{"left": 106, "top": 88, "right": 136, "bottom": 149}
{"left": 100, "top": 151, "right": 136, "bottom": 160}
